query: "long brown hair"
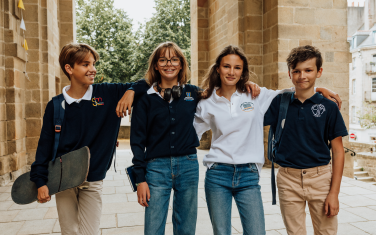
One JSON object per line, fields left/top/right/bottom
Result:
{"left": 145, "top": 42, "right": 190, "bottom": 86}
{"left": 201, "top": 45, "right": 256, "bottom": 99}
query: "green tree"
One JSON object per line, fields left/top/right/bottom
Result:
{"left": 76, "top": 0, "right": 136, "bottom": 83}
{"left": 131, "top": 0, "right": 191, "bottom": 81}
{"left": 358, "top": 102, "right": 376, "bottom": 129}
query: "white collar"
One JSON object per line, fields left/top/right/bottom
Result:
{"left": 211, "top": 87, "right": 241, "bottom": 103}
{"left": 62, "top": 85, "right": 93, "bottom": 105}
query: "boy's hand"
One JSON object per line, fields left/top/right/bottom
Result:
{"left": 37, "top": 185, "right": 51, "bottom": 203}
{"left": 316, "top": 88, "right": 342, "bottom": 110}
{"left": 324, "top": 192, "right": 340, "bottom": 218}
{"left": 116, "top": 90, "right": 135, "bottom": 117}
{"left": 245, "top": 81, "right": 261, "bottom": 98}
{"left": 137, "top": 182, "right": 150, "bottom": 207}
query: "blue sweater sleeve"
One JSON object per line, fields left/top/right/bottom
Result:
{"left": 30, "top": 101, "right": 55, "bottom": 188}
{"left": 107, "top": 79, "right": 150, "bottom": 102}
{"left": 130, "top": 96, "right": 149, "bottom": 183}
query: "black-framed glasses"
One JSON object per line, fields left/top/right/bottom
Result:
{"left": 158, "top": 57, "right": 181, "bottom": 67}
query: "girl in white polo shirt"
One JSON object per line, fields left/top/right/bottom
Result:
{"left": 193, "top": 45, "right": 340, "bottom": 235}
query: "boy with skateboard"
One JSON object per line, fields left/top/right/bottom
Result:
{"left": 30, "top": 43, "right": 147, "bottom": 235}
{"left": 264, "top": 45, "right": 348, "bottom": 235}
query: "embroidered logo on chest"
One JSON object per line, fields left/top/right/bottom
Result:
{"left": 240, "top": 102, "right": 254, "bottom": 112}
{"left": 92, "top": 97, "right": 104, "bottom": 106}
{"left": 184, "top": 92, "right": 194, "bottom": 101}
{"left": 311, "top": 104, "right": 325, "bottom": 117}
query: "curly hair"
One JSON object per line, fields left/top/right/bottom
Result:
{"left": 287, "top": 45, "right": 322, "bottom": 71}
{"left": 200, "top": 45, "right": 257, "bottom": 99}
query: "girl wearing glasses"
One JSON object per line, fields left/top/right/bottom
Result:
{"left": 129, "top": 42, "right": 201, "bottom": 235}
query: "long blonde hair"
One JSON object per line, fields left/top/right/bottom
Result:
{"left": 145, "top": 42, "right": 190, "bottom": 85}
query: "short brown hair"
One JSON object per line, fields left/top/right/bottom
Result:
{"left": 145, "top": 42, "right": 190, "bottom": 86}
{"left": 287, "top": 45, "right": 322, "bottom": 71}
{"left": 59, "top": 43, "right": 100, "bottom": 80}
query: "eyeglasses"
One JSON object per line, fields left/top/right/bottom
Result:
{"left": 157, "top": 57, "right": 181, "bottom": 67}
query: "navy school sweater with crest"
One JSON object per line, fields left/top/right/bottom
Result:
{"left": 131, "top": 84, "right": 201, "bottom": 183}
{"left": 30, "top": 81, "right": 150, "bottom": 188}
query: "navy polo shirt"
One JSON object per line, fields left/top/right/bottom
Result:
{"left": 264, "top": 92, "right": 348, "bottom": 169}
{"left": 130, "top": 84, "right": 200, "bottom": 183}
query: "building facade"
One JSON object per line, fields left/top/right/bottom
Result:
{"left": 348, "top": 0, "right": 376, "bottom": 144}
{"left": 0, "top": 0, "right": 75, "bottom": 186}
{"left": 191, "top": 0, "right": 350, "bottom": 165}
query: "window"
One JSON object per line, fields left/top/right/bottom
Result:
{"left": 352, "top": 57, "right": 356, "bottom": 70}
{"left": 373, "top": 31, "right": 376, "bottom": 44}
{"left": 373, "top": 78, "right": 376, "bottom": 92}
{"left": 352, "top": 106, "right": 356, "bottom": 123}
{"left": 352, "top": 79, "right": 356, "bottom": 94}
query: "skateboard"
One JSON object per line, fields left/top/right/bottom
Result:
{"left": 11, "top": 146, "right": 90, "bottom": 205}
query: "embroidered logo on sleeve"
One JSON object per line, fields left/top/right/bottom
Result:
{"left": 311, "top": 104, "right": 325, "bottom": 117}
{"left": 240, "top": 102, "right": 254, "bottom": 112}
{"left": 184, "top": 92, "right": 194, "bottom": 101}
{"left": 92, "top": 97, "right": 104, "bottom": 106}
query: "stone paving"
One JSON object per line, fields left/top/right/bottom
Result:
{"left": 1, "top": 141, "right": 376, "bottom": 234}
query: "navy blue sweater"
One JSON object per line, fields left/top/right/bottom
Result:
{"left": 30, "top": 81, "right": 149, "bottom": 188}
{"left": 131, "top": 84, "right": 201, "bottom": 183}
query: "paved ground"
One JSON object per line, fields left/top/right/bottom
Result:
{"left": 1, "top": 140, "right": 376, "bottom": 234}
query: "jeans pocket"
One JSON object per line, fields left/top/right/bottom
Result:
{"left": 147, "top": 158, "right": 157, "bottom": 163}
{"left": 249, "top": 163, "right": 258, "bottom": 173}
{"left": 186, "top": 154, "right": 198, "bottom": 161}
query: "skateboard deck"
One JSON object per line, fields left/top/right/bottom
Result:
{"left": 11, "top": 146, "right": 90, "bottom": 205}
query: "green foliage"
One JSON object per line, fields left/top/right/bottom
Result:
{"left": 130, "top": 0, "right": 191, "bottom": 81}
{"left": 76, "top": 0, "right": 191, "bottom": 83}
{"left": 358, "top": 102, "right": 376, "bottom": 129}
{"left": 76, "top": 0, "right": 137, "bottom": 83}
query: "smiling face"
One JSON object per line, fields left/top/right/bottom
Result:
{"left": 155, "top": 48, "right": 182, "bottom": 83}
{"left": 65, "top": 52, "right": 97, "bottom": 85}
{"left": 288, "top": 58, "right": 322, "bottom": 91}
{"left": 217, "top": 54, "right": 244, "bottom": 87}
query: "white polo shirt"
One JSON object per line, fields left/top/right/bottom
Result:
{"left": 193, "top": 87, "right": 293, "bottom": 174}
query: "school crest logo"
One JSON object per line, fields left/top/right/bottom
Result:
{"left": 240, "top": 102, "right": 254, "bottom": 112}
{"left": 184, "top": 92, "right": 194, "bottom": 101}
{"left": 311, "top": 104, "right": 325, "bottom": 117}
{"left": 92, "top": 97, "right": 104, "bottom": 106}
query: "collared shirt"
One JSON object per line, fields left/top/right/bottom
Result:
{"left": 62, "top": 85, "right": 93, "bottom": 105}
{"left": 194, "top": 87, "right": 293, "bottom": 174}
{"left": 147, "top": 83, "right": 184, "bottom": 103}
{"left": 264, "top": 92, "right": 348, "bottom": 169}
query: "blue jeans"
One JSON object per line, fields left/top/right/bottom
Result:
{"left": 144, "top": 154, "right": 199, "bottom": 235}
{"left": 205, "top": 163, "right": 266, "bottom": 235}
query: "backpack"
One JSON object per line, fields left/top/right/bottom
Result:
{"left": 267, "top": 92, "right": 293, "bottom": 205}
{"left": 52, "top": 94, "right": 65, "bottom": 161}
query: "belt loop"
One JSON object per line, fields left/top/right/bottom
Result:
{"left": 317, "top": 165, "right": 320, "bottom": 174}
{"left": 284, "top": 167, "right": 288, "bottom": 174}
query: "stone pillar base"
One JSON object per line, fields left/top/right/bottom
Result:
{"left": 0, "top": 165, "right": 30, "bottom": 187}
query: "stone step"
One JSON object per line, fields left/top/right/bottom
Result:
{"left": 354, "top": 171, "right": 369, "bottom": 177}
{"left": 354, "top": 167, "right": 363, "bottom": 172}
{"left": 356, "top": 177, "right": 376, "bottom": 182}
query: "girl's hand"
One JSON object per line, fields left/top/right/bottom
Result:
{"left": 316, "top": 88, "right": 342, "bottom": 110}
{"left": 37, "top": 185, "right": 51, "bottom": 203}
{"left": 245, "top": 81, "right": 261, "bottom": 98}
{"left": 137, "top": 182, "right": 150, "bottom": 207}
{"left": 116, "top": 90, "right": 135, "bottom": 117}
{"left": 325, "top": 192, "right": 340, "bottom": 218}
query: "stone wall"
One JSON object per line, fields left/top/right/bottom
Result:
{"left": 357, "top": 152, "right": 376, "bottom": 181}
{"left": 191, "top": 0, "right": 350, "bottom": 165}
{"left": 350, "top": 142, "right": 376, "bottom": 153}
{"left": 0, "top": 0, "right": 75, "bottom": 186}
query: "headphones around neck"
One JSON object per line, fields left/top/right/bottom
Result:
{"left": 156, "top": 84, "right": 182, "bottom": 102}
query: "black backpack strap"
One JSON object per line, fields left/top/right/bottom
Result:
{"left": 270, "top": 92, "right": 293, "bottom": 205}
{"left": 52, "top": 94, "right": 65, "bottom": 162}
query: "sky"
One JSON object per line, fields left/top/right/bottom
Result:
{"left": 113, "top": 0, "right": 156, "bottom": 32}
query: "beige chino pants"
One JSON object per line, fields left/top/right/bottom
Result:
{"left": 277, "top": 164, "right": 338, "bottom": 235}
{"left": 56, "top": 180, "right": 103, "bottom": 235}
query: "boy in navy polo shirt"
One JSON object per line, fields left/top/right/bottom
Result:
{"left": 264, "top": 45, "right": 348, "bottom": 235}
{"left": 30, "top": 43, "right": 148, "bottom": 235}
